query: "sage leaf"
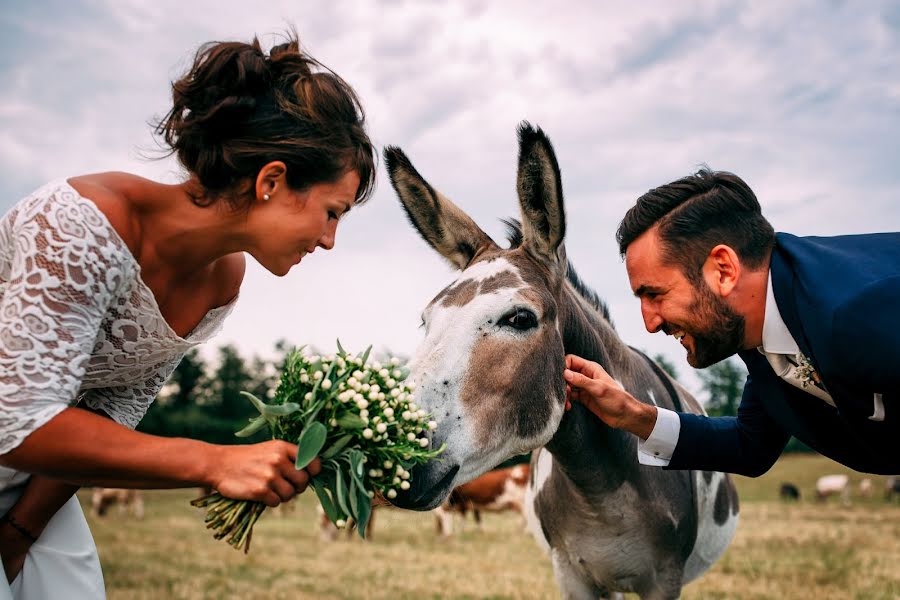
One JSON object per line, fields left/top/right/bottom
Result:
{"left": 336, "top": 414, "right": 367, "bottom": 429}
{"left": 260, "top": 402, "right": 301, "bottom": 417}
{"left": 240, "top": 391, "right": 269, "bottom": 416}
{"left": 334, "top": 468, "right": 351, "bottom": 516}
{"left": 295, "top": 422, "right": 327, "bottom": 470}
{"left": 320, "top": 434, "right": 353, "bottom": 460}
{"left": 311, "top": 477, "right": 338, "bottom": 524}
{"left": 355, "top": 486, "right": 372, "bottom": 539}
{"left": 348, "top": 476, "right": 359, "bottom": 524}
{"left": 234, "top": 415, "right": 268, "bottom": 438}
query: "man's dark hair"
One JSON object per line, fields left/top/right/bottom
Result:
{"left": 616, "top": 168, "right": 775, "bottom": 283}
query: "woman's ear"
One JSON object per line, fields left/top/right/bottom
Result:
{"left": 704, "top": 244, "right": 741, "bottom": 297}
{"left": 255, "top": 161, "right": 288, "bottom": 202}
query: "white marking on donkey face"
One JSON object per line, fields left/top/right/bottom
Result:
{"left": 410, "top": 256, "right": 563, "bottom": 489}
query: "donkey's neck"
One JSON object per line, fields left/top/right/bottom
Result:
{"left": 544, "top": 286, "right": 637, "bottom": 490}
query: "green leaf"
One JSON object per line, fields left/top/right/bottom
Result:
{"left": 240, "top": 391, "right": 269, "bottom": 416}
{"left": 336, "top": 414, "right": 367, "bottom": 429}
{"left": 234, "top": 415, "right": 269, "bottom": 438}
{"left": 334, "top": 468, "right": 351, "bottom": 516}
{"left": 349, "top": 450, "right": 365, "bottom": 480}
{"left": 311, "top": 477, "right": 338, "bottom": 524}
{"left": 260, "top": 402, "right": 301, "bottom": 417}
{"left": 295, "top": 422, "right": 327, "bottom": 470}
{"left": 336, "top": 339, "right": 347, "bottom": 356}
{"left": 349, "top": 450, "right": 365, "bottom": 488}
{"left": 358, "top": 345, "right": 372, "bottom": 366}
{"left": 348, "top": 476, "right": 359, "bottom": 524}
{"left": 355, "top": 486, "right": 372, "bottom": 539}
{"left": 320, "top": 434, "right": 353, "bottom": 460}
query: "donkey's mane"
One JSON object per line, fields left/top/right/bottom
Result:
{"left": 502, "top": 219, "right": 614, "bottom": 327}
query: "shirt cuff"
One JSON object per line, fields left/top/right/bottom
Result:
{"left": 637, "top": 407, "right": 681, "bottom": 467}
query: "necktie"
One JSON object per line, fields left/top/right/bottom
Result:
{"left": 764, "top": 352, "right": 835, "bottom": 407}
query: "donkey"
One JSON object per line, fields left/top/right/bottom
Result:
{"left": 386, "top": 123, "right": 739, "bottom": 599}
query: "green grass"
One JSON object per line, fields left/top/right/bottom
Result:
{"left": 82, "top": 454, "right": 900, "bottom": 599}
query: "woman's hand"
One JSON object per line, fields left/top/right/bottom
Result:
{"left": 563, "top": 354, "right": 657, "bottom": 440}
{"left": 206, "top": 440, "right": 322, "bottom": 507}
{"left": 0, "top": 515, "right": 34, "bottom": 583}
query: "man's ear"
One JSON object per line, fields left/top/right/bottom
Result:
{"left": 255, "top": 161, "right": 288, "bottom": 202}
{"left": 703, "top": 244, "right": 741, "bottom": 296}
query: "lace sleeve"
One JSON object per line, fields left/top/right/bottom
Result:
{"left": 81, "top": 352, "right": 184, "bottom": 429}
{"left": 0, "top": 188, "right": 133, "bottom": 454}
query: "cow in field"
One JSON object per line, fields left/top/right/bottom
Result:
{"left": 858, "top": 478, "right": 874, "bottom": 498}
{"left": 885, "top": 476, "right": 900, "bottom": 501}
{"left": 387, "top": 124, "right": 739, "bottom": 599}
{"left": 779, "top": 482, "right": 801, "bottom": 501}
{"left": 90, "top": 488, "right": 144, "bottom": 519}
{"left": 815, "top": 474, "right": 850, "bottom": 504}
{"left": 434, "top": 464, "right": 529, "bottom": 536}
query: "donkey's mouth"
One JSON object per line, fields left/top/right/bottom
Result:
{"left": 390, "top": 464, "right": 460, "bottom": 511}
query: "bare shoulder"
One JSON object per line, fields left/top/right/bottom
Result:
{"left": 214, "top": 252, "right": 246, "bottom": 307}
{"left": 66, "top": 172, "right": 145, "bottom": 252}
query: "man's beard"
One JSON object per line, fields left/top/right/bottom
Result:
{"left": 682, "top": 282, "right": 746, "bottom": 368}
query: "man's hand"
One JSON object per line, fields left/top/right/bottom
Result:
{"left": 563, "top": 354, "right": 658, "bottom": 440}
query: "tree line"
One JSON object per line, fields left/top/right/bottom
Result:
{"left": 138, "top": 344, "right": 810, "bottom": 453}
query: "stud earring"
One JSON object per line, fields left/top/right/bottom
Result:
{"left": 263, "top": 193, "right": 271, "bottom": 201}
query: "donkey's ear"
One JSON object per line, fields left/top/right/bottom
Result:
{"left": 515, "top": 122, "right": 566, "bottom": 264}
{"left": 385, "top": 146, "right": 496, "bottom": 270}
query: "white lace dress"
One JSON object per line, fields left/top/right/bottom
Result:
{"left": 0, "top": 179, "right": 237, "bottom": 599}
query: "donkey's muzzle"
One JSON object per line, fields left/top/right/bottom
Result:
{"left": 390, "top": 463, "right": 460, "bottom": 511}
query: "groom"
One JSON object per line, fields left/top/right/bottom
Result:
{"left": 563, "top": 168, "right": 899, "bottom": 476}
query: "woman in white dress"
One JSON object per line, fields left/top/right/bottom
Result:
{"left": 0, "top": 33, "right": 375, "bottom": 599}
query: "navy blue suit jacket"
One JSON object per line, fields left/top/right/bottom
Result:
{"left": 668, "top": 232, "right": 900, "bottom": 476}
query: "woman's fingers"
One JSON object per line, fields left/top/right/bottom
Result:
{"left": 306, "top": 457, "right": 322, "bottom": 478}
{"left": 283, "top": 466, "right": 311, "bottom": 494}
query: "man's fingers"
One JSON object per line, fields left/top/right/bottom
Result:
{"left": 306, "top": 457, "right": 322, "bottom": 477}
{"left": 565, "top": 354, "right": 605, "bottom": 379}
{"left": 564, "top": 368, "right": 596, "bottom": 391}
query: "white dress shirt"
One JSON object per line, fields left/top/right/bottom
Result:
{"left": 637, "top": 271, "right": 830, "bottom": 466}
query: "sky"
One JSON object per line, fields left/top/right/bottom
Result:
{"left": 1, "top": 0, "right": 898, "bottom": 398}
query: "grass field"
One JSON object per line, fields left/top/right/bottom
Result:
{"left": 82, "top": 454, "right": 899, "bottom": 599}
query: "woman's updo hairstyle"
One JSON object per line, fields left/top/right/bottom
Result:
{"left": 157, "top": 33, "right": 375, "bottom": 208}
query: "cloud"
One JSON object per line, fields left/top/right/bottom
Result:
{"left": 2, "top": 1, "right": 899, "bottom": 400}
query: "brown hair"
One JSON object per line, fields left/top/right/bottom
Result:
{"left": 156, "top": 33, "right": 375, "bottom": 208}
{"left": 616, "top": 167, "right": 775, "bottom": 284}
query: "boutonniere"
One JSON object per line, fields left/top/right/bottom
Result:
{"left": 794, "top": 354, "right": 823, "bottom": 389}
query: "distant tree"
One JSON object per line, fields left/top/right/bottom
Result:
{"left": 247, "top": 355, "right": 278, "bottom": 401}
{"left": 697, "top": 357, "right": 747, "bottom": 417}
{"left": 210, "top": 344, "right": 254, "bottom": 418}
{"left": 652, "top": 353, "right": 679, "bottom": 380}
{"left": 167, "top": 349, "right": 208, "bottom": 409}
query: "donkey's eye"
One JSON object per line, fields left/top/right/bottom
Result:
{"left": 499, "top": 307, "right": 538, "bottom": 331}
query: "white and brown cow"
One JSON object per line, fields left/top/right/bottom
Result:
{"left": 434, "top": 464, "right": 529, "bottom": 536}
{"left": 386, "top": 123, "right": 739, "bottom": 599}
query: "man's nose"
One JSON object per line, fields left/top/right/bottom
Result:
{"left": 641, "top": 300, "right": 663, "bottom": 334}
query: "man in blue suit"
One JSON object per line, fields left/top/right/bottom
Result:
{"left": 563, "top": 168, "right": 898, "bottom": 476}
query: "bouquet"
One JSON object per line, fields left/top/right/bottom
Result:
{"left": 191, "top": 342, "right": 442, "bottom": 552}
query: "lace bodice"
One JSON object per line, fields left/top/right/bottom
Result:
{"left": 0, "top": 180, "right": 237, "bottom": 456}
